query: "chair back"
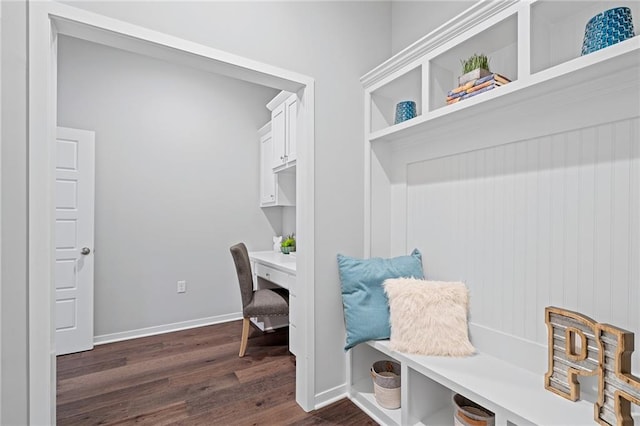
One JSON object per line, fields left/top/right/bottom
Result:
{"left": 230, "top": 242, "right": 254, "bottom": 311}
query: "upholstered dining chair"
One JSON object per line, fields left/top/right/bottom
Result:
{"left": 229, "top": 242, "right": 289, "bottom": 357}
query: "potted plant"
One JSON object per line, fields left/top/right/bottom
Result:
{"left": 281, "top": 233, "right": 296, "bottom": 254}
{"left": 458, "top": 53, "right": 491, "bottom": 86}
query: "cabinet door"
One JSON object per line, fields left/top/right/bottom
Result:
{"left": 260, "top": 132, "right": 276, "bottom": 205}
{"left": 285, "top": 95, "right": 297, "bottom": 165}
{"left": 289, "top": 290, "right": 297, "bottom": 356}
{"left": 271, "top": 102, "right": 287, "bottom": 170}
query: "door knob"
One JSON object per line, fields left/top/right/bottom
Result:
{"left": 81, "top": 247, "right": 91, "bottom": 255}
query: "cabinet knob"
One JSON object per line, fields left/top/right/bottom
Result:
{"left": 81, "top": 247, "right": 91, "bottom": 255}
{"left": 280, "top": 156, "right": 284, "bottom": 160}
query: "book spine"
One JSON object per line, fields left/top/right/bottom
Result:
{"left": 465, "top": 80, "right": 494, "bottom": 93}
{"left": 461, "top": 84, "right": 497, "bottom": 99}
{"left": 474, "top": 73, "right": 496, "bottom": 85}
{"left": 447, "top": 80, "right": 475, "bottom": 96}
{"left": 446, "top": 91, "right": 467, "bottom": 101}
{"left": 493, "top": 73, "right": 511, "bottom": 84}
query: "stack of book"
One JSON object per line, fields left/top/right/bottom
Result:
{"left": 446, "top": 73, "right": 511, "bottom": 105}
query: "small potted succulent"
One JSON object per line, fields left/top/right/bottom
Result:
{"left": 281, "top": 233, "right": 296, "bottom": 254}
{"left": 458, "top": 53, "right": 491, "bottom": 86}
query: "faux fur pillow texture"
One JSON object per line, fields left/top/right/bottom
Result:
{"left": 383, "top": 278, "right": 475, "bottom": 357}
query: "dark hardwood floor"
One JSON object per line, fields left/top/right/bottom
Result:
{"left": 57, "top": 320, "right": 376, "bottom": 425}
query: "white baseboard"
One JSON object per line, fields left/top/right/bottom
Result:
{"left": 314, "top": 383, "right": 347, "bottom": 410}
{"left": 93, "top": 312, "right": 243, "bottom": 345}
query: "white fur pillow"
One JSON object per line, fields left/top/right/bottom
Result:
{"left": 383, "top": 277, "right": 475, "bottom": 357}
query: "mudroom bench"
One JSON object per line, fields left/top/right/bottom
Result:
{"left": 347, "top": 338, "right": 594, "bottom": 426}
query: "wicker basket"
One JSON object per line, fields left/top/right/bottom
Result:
{"left": 370, "top": 360, "right": 401, "bottom": 409}
{"left": 453, "top": 394, "right": 495, "bottom": 426}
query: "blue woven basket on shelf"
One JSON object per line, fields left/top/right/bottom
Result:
{"left": 581, "top": 7, "right": 635, "bottom": 55}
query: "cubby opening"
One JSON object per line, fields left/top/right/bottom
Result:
{"left": 530, "top": 1, "right": 640, "bottom": 74}
{"left": 406, "top": 367, "right": 453, "bottom": 425}
{"left": 429, "top": 13, "right": 518, "bottom": 111}
{"left": 350, "top": 343, "right": 402, "bottom": 425}
{"left": 370, "top": 65, "right": 422, "bottom": 133}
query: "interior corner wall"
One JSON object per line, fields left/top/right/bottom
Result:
{"left": 390, "top": 0, "right": 479, "bottom": 55}
{"left": 59, "top": 0, "right": 392, "bottom": 398}
{"left": 1, "top": 1, "right": 29, "bottom": 424}
{"left": 57, "top": 35, "right": 279, "bottom": 337}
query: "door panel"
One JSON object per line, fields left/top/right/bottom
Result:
{"left": 55, "top": 126, "right": 95, "bottom": 355}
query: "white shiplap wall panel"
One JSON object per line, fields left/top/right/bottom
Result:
{"left": 406, "top": 118, "right": 640, "bottom": 348}
{"left": 535, "top": 135, "right": 552, "bottom": 343}
{"left": 594, "top": 125, "right": 613, "bottom": 322}
{"left": 577, "top": 127, "right": 596, "bottom": 327}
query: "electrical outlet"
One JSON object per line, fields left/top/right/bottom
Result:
{"left": 177, "top": 280, "right": 187, "bottom": 293}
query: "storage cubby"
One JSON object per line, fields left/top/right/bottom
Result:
{"left": 405, "top": 366, "right": 453, "bottom": 425}
{"left": 349, "top": 342, "right": 402, "bottom": 425}
{"left": 357, "top": 1, "right": 640, "bottom": 424}
{"left": 370, "top": 65, "right": 422, "bottom": 133}
{"left": 429, "top": 13, "right": 517, "bottom": 111}
{"left": 531, "top": 1, "right": 640, "bottom": 74}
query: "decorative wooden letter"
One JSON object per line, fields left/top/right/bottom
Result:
{"left": 595, "top": 323, "right": 640, "bottom": 426}
{"left": 545, "top": 307, "right": 600, "bottom": 401}
{"left": 545, "top": 307, "right": 640, "bottom": 426}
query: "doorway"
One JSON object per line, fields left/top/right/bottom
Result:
{"left": 28, "top": 3, "right": 316, "bottom": 423}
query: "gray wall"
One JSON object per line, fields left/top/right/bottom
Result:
{"left": 57, "top": 0, "right": 392, "bottom": 397}
{"left": 391, "top": 1, "right": 478, "bottom": 54}
{"left": 57, "top": 35, "right": 280, "bottom": 337}
{"left": 0, "top": 1, "right": 484, "bottom": 417}
{"left": 1, "top": 1, "right": 29, "bottom": 424}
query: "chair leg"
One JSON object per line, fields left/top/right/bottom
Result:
{"left": 239, "top": 317, "right": 250, "bottom": 357}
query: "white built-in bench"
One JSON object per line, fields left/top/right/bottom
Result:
{"left": 347, "top": 325, "right": 600, "bottom": 426}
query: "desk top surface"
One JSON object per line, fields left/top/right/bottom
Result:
{"left": 249, "top": 251, "right": 296, "bottom": 275}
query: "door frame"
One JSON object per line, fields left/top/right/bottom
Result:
{"left": 28, "top": 2, "right": 316, "bottom": 423}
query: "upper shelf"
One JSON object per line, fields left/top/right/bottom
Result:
{"left": 370, "top": 37, "right": 639, "bottom": 146}
{"left": 531, "top": 0, "right": 640, "bottom": 73}
{"left": 363, "top": 0, "right": 640, "bottom": 145}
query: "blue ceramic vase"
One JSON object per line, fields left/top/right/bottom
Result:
{"left": 394, "top": 101, "right": 417, "bottom": 124}
{"left": 581, "top": 7, "right": 635, "bottom": 55}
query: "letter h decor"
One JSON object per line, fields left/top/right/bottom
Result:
{"left": 545, "top": 306, "right": 640, "bottom": 425}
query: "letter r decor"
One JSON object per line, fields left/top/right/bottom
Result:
{"left": 545, "top": 306, "right": 640, "bottom": 425}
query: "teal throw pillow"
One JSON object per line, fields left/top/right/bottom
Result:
{"left": 337, "top": 249, "right": 424, "bottom": 350}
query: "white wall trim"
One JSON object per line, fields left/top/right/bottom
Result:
{"left": 0, "top": 2, "right": 3, "bottom": 420}
{"left": 313, "top": 384, "right": 347, "bottom": 410}
{"left": 360, "top": 0, "right": 517, "bottom": 88}
{"left": 28, "top": 2, "right": 316, "bottom": 423}
{"left": 94, "top": 313, "right": 243, "bottom": 346}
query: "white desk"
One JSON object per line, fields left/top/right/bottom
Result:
{"left": 248, "top": 251, "right": 297, "bottom": 355}
{"left": 248, "top": 251, "right": 296, "bottom": 287}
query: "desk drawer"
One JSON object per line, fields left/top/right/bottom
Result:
{"left": 255, "top": 263, "right": 293, "bottom": 289}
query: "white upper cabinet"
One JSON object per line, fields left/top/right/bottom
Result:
{"left": 259, "top": 123, "right": 276, "bottom": 206}
{"left": 268, "top": 91, "right": 297, "bottom": 172}
{"left": 258, "top": 122, "right": 295, "bottom": 208}
{"left": 284, "top": 95, "right": 297, "bottom": 165}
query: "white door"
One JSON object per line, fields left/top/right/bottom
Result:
{"left": 55, "top": 127, "right": 95, "bottom": 355}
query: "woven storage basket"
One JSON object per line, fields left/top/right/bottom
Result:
{"left": 370, "top": 360, "right": 401, "bottom": 409}
{"left": 453, "top": 394, "right": 495, "bottom": 426}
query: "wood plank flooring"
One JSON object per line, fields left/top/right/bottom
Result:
{"left": 57, "top": 320, "right": 377, "bottom": 425}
